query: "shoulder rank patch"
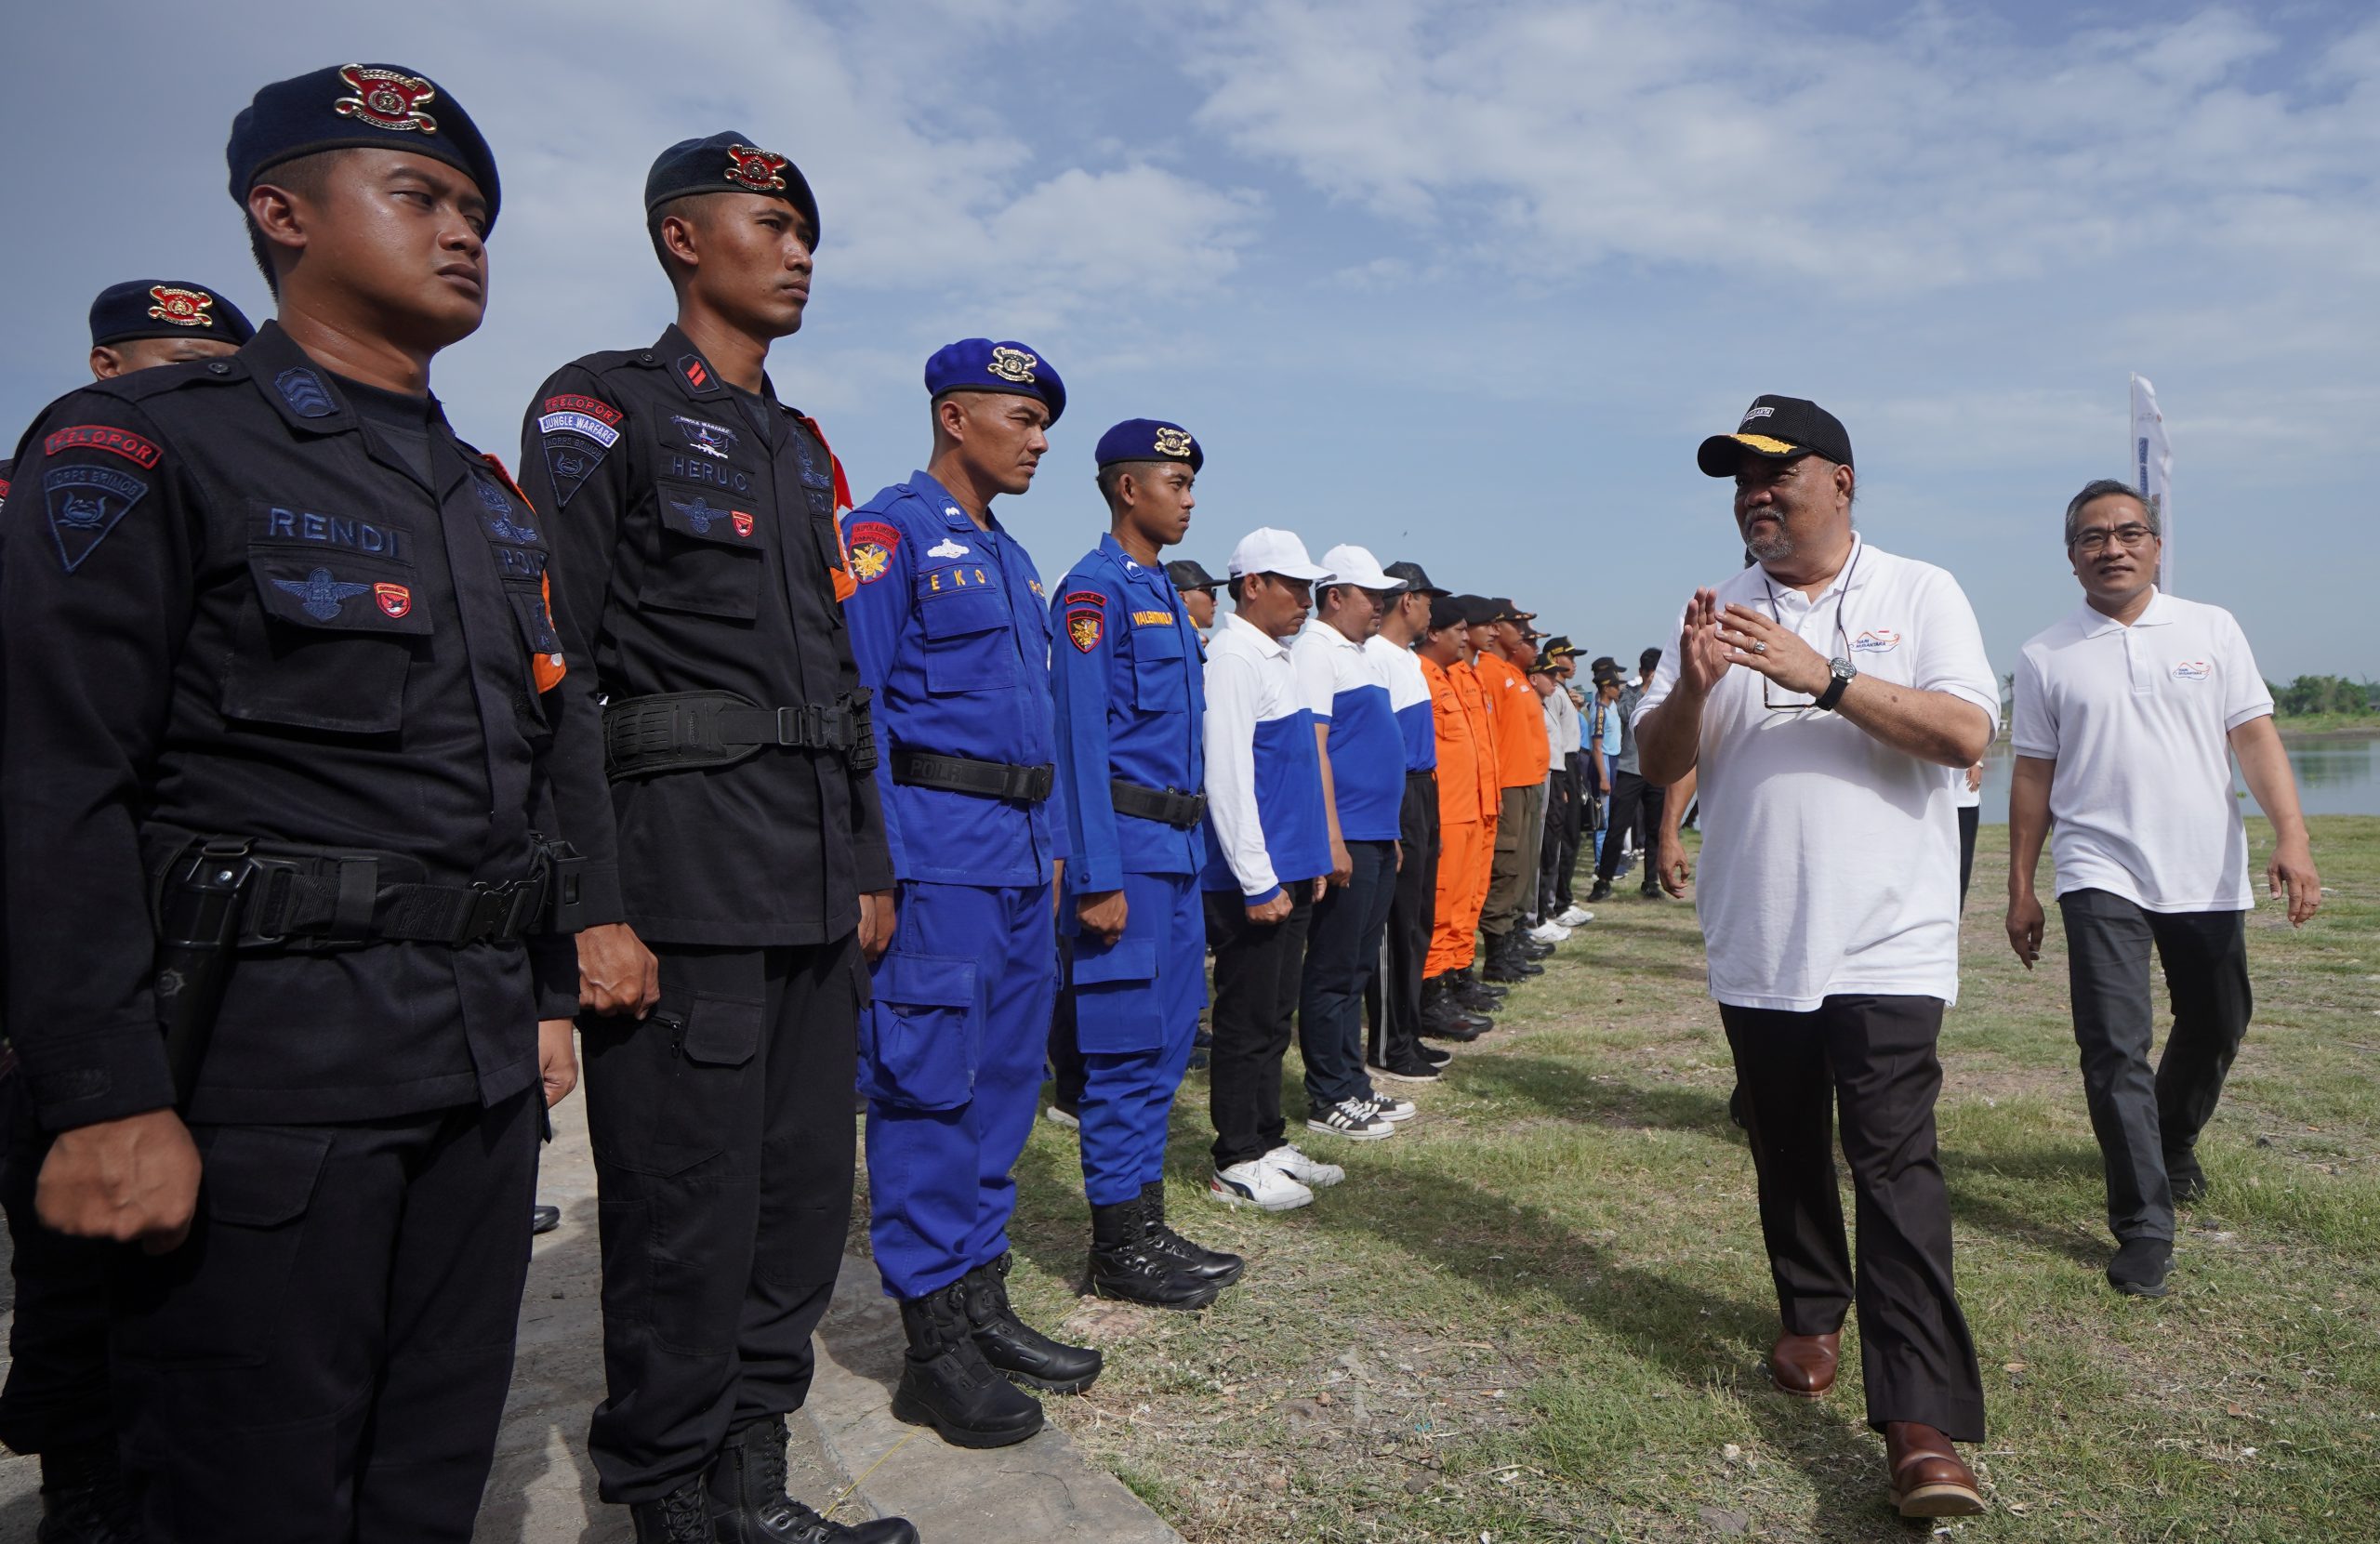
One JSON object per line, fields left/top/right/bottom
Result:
{"left": 275, "top": 367, "right": 337, "bottom": 418}
{"left": 44, "top": 464, "right": 150, "bottom": 572}
{"left": 538, "top": 394, "right": 622, "bottom": 447}
{"left": 45, "top": 425, "right": 160, "bottom": 468}
{"left": 539, "top": 394, "right": 619, "bottom": 510}
{"left": 848, "top": 519, "right": 899, "bottom": 583}
{"left": 677, "top": 354, "right": 720, "bottom": 395}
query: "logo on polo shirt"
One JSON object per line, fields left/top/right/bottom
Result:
{"left": 1850, "top": 628, "right": 1902, "bottom": 653}
{"left": 2174, "top": 659, "right": 2210, "bottom": 681}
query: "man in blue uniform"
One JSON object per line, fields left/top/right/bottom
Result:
{"left": 0, "top": 277, "right": 254, "bottom": 1544}
{"left": 1051, "top": 419, "right": 1244, "bottom": 1312}
{"left": 844, "top": 339, "right": 1097, "bottom": 1448}
{"left": 2, "top": 65, "right": 606, "bottom": 1539}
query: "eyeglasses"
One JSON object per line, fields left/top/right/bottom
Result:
{"left": 2069, "top": 523, "right": 2157, "bottom": 555}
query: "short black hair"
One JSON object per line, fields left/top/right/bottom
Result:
{"left": 244, "top": 149, "right": 346, "bottom": 298}
{"left": 1639, "top": 647, "right": 1661, "bottom": 671}
{"left": 1098, "top": 459, "right": 1164, "bottom": 509}
{"left": 648, "top": 192, "right": 710, "bottom": 281}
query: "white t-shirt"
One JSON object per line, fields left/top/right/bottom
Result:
{"left": 1954, "top": 765, "right": 1983, "bottom": 811}
{"left": 2011, "top": 589, "right": 2273, "bottom": 912}
{"left": 1640, "top": 537, "right": 1999, "bottom": 1011}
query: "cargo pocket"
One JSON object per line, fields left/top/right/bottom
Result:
{"left": 1069, "top": 936, "right": 1163, "bottom": 1053}
{"left": 221, "top": 541, "right": 427, "bottom": 735}
{"left": 917, "top": 580, "right": 1016, "bottom": 695}
{"left": 642, "top": 991, "right": 762, "bottom": 1176}
{"left": 645, "top": 483, "right": 766, "bottom": 620}
{"left": 1130, "top": 622, "right": 1190, "bottom": 715}
{"left": 114, "top": 1126, "right": 331, "bottom": 1368}
{"left": 500, "top": 574, "right": 563, "bottom": 738}
{"left": 858, "top": 951, "right": 979, "bottom": 1111}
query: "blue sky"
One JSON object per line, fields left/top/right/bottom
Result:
{"left": 3, "top": 0, "right": 2374, "bottom": 680}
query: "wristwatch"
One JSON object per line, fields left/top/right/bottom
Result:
{"left": 1814, "top": 656, "right": 1856, "bottom": 711}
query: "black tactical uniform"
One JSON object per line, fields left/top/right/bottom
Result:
{"left": 517, "top": 310, "right": 893, "bottom": 1511}
{"left": 0, "top": 278, "right": 257, "bottom": 1542}
{"left": 0, "top": 315, "right": 615, "bottom": 1537}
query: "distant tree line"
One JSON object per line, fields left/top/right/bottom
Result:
{"left": 2266, "top": 675, "right": 2379, "bottom": 717}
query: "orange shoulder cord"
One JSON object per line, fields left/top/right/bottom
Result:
{"left": 477, "top": 454, "right": 568, "bottom": 693}
{"left": 791, "top": 412, "right": 859, "bottom": 602}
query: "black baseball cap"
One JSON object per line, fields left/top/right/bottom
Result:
{"left": 1449, "top": 594, "right": 1500, "bottom": 627}
{"left": 1697, "top": 394, "right": 1854, "bottom": 477}
{"left": 1486, "top": 597, "right": 1535, "bottom": 625}
{"left": 1383, "top": 560, "right": 1448, "bottom": 596}
{"left": 1165, "top": 558, "right": 1221, "bottom": 594}
{"left": 1427, "top": 594, "right": 1469, "bottom": 633}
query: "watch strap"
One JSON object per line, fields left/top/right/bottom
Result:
{"left": 1815, "top": 661, "right": 1853, "bottom": 712}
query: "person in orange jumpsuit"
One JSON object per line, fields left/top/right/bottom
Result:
{"left": 1423, "top": 596, "right": 1502, "bottom": 1033}
{"left": 1473, "top": 599, "right": 1551, "bottom": 982}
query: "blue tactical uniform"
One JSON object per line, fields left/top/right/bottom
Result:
{"left": 1051, "top": 534, "right": 1206, "bottom": 1203}
{"left": 844, "top": 458, "right": 1066, "bottom": 1300}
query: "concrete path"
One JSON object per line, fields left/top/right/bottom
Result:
{"left": 0, "top": 1097, "right": 1181, "bottom": 1544}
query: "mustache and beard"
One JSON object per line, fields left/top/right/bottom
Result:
{"left": 1741, "top": 504, "right": 1796, "bottom": 564}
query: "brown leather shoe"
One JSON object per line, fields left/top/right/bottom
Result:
{"left": 1766, "top": 1330, "right": 1840, "bottom": 1398}
{"left": 1885, "top": 1421, "right": 1985, "bottom": 1517}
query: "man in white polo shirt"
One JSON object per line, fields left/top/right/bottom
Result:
{"left": 1637, "top": 395, "right": 1997, "bottom": 1520}
{"left": 2005, "top": 479, "right": 2320, "bottom": 1300}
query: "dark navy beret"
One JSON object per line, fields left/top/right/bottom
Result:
{"left": 89, "top": 280, "right": 256, "bottom": 348}
{"left": 1095, "top": 418, "right": 1202, "bottom": 472}
{"left": 644, "top": 131, "right": 820, "bottom": 244}
{"left": 228, "top": 63, "right": 500, "bottom": 233}
{"left": 924, "top": 339, "right": 1064, "bottom": 427}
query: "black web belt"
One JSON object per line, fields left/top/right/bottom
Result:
{"left": 603, "top": 690, "right": 876, "bottom": 782}
{"left": 891, "top": 750, "right": 1054, "bottom": 803}
{"left": 147, "top": 836, "right": 576, "bottom": 949}
{"left": 1110, "top": 779, "right": 1207, "bottom": 829}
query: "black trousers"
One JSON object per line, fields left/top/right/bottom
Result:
{"left": 1048, "top": 932, "right": 1084, "bottom": 1113}
{"left": 1720, "top": 996, "right": 1986, "bottom": 1441}
{"left": 1299, "top": 841, "right": 1395, "bottom": 1113}
{"left": 1957, "top": 805, "right": 1979, "bottom": 908}
{"left": 1554, "top": 754, "right": 1586, "bottom": 911}
{"left": 2057, "top": 891, "right": 2252, "bottom": 1244}
{"left": 1206, "top": 887, "right": 1313, "bottom": 1170}
{"left": 582, "top": 938, "right": 860, "bottom": 1502}
{"left": 0, "top": 1061, "right": 113, "bottom": 1457}
{"left": 111, "top": 1092, "right": 539, "bottom": 1543}
{"left": 1368, "top": 772, "right": 1438, "bottom": 1069}
{"left": 1594, "top": 770, "right": 1665, "bottom": 884}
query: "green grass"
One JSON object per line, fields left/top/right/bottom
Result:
{"left": 2273, "top": 712, "right": 2380, "bottom": 736}
{"left": 872, "top": 816, "right": 2380, "bottom": 1541}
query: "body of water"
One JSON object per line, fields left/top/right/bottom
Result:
{"left": 1973, "top": 732, "right": 2380, "bottom": 825}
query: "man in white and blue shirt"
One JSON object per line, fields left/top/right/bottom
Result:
{"left": 1289, "top": 546, "right": 1417, "bottom": 1143}
{"left": 1201, "top": 530, "right": 1340, "bottom": 1210}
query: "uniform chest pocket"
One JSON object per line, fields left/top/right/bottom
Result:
{"left": 917, "top": 578, "right": 1017, "bottom": 694}
{"left": 1130, "top": 620, "right": 1190, "bottom": 714}
{"left": 645, "top": 483, "right": 767, "bottom": 621}
{"left": 221, "top": 541, "right": 428, "bottom": 736}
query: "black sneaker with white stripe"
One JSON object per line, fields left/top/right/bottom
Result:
{"left": 1305, "top": 1098, "right": 1395, "bottom": 1141}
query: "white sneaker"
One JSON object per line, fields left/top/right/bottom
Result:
{"left": 1361, "top": 1092, "right": 1417, "bottom": 1122}
{"left": 1210, "top": 1159, "right": 1314, "bottom": 1211}
{"left": 1527, "top": 920, "right": 1570, "bottom": 944}
{"left": 1042, "top": 1104, "right": 1079, "bottom": 1131}
{"left": 1554, "top": 906, "right": 1595, "bottom": 928}
{"left": 1263, "top": 1142, "right": 1346, "bottom": 1189}
{"left": 1307, "top": 1098, "right": 1396, "bottom": 1141}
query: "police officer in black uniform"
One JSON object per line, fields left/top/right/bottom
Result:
{"left": 514, "top": 131, "right": 911, "bottom": 1544}
{"left": 1, "top": 64, "right": 609, "bottom": 1540}
{"left": 0, "top": 278, "right": 253, "bottom": 1544}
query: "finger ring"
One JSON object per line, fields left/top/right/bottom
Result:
{"left": 1752, "top": 641, "right": 1767, "bottom": 654}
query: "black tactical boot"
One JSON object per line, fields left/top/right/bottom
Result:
{"left": 892, "top": 1284, "right": 1045, "bottom": 1448}
{"left": 630, "top": 1475, "right": 712, "bottom": 1544}
{"left": 1090, "top": 1195, "right": 1223, "bottom": 1310}
{"left": 707, "top": 1414, "right": 920, "bottom": 1543}
{"left": 1586, "top": 878, "right": 1612, "bottom": 903}
{"left": 1419, "top": 977, "right": 1484, "bottom": 1040}
{"left": 1452, "top": 967, "right": 1507, "bottom": 1008}
{"left": 1138, "top": 1180, "right": 1244, "bottom": 1285}
{"left": 1516, "top": 932, "right": 1554, "bottom": 960}
{"left": 34, "top": 1442, "right": 139, "bottom": 1544}
{"left": 959, "top": 1252, "right": 1104, "bottom": 1392}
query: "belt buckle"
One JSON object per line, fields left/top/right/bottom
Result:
{"left": 229, "top": 853, "right": 302, "bottom": 947}
{"left": 455, "top": 877, "right": 538, "bottom": 945}
{"left": 774, "top": 705, "right": 802, "bottom": 746}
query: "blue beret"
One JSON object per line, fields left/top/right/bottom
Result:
{"left": 228, "top": 63, "right": 499, "bottom": 233}
{"left": 89, "top": 280, "right": 256, "bottom": 348}
{"left": 643, "top": 131, "right": 820, "bottom": 244}
{"left": 1095, "top": 418, "right": 1202, "bottom": 473}
{"left": 924, "top": 339, "right": 1064, "bottom": 427}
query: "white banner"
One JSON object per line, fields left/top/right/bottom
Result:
{"left": 2131, "top": 374, "right": 2173, "bottom": 593}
